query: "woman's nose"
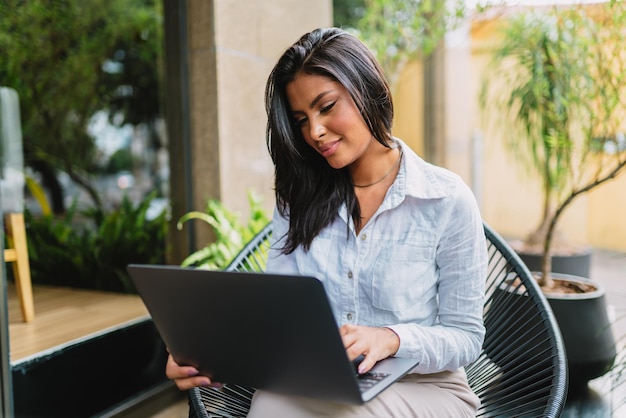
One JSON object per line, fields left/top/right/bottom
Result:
{"left": 309, "top": 119, "right": 326, "bottom": 141}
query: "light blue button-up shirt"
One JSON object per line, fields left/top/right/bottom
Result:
{"left": 265, "top": 138, "right": 487, "bottom": 374}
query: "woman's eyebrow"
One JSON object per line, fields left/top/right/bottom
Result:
{"left": 308, "top": 90, "right": 333, "bottom": 109}
{"left": 291, "top": 90, "right": 334, "bottom": 116}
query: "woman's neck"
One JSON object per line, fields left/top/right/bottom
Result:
{"left": 351, "top": 140, "right": 401, "bottom": 188}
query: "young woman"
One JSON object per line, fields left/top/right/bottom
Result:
{"left": 166, "top": 27, "right": 487, "bottom": 417}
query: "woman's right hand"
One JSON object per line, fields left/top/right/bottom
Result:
{"left": 165, "top": 354, "right": 222, "bottom": 390}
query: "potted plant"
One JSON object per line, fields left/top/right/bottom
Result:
{"left": 480, "top": 2, "right": 626, "bottom": 392}
{"left": 176, "top": 191, "right": 270, "bottom": 270}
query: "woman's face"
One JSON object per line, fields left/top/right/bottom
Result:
{"left": 286, "top": 73, "right": 373, "bottom": 170}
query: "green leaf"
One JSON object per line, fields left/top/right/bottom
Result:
{"left": 177, "top": 190, "right": 271, "bottom": 270}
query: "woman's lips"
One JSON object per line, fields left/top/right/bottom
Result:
{"left": 319, "top": 140, "right": 340, "bottom": 158}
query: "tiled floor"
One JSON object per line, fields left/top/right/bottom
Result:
{"left": 148, "top": 398, "right": 189, "bottom": 418}
{"left": 562, "top": 248, "right": 626, "bottom": 418}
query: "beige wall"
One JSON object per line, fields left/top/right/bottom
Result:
{"left": 211, "top": 1, "right": 332, "bottom": 216}
{"left": 178, "top": 0, "right": 331, "bottom": 252}
{"left": 179, "top": 1, "right": 625, "bottom": 254}
{"left": 392, "top": 11, "right": 626, "bottom": 253}
{"left": 393, "top": 24, "right": 480, "bottom": 197}
{"left": 467, "top": 11, "right": 626, "bottom": 252}
{"left": 392, "top": 61, "right": 424, "bottom": 157}
{"left": 443, "top": 23, "right": 475, "bottom": 188}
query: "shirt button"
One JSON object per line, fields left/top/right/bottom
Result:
{"left": 347, "top": 313, "right": 353, "bottom": 321}
{"left": 348, "top": 271, "right": 353, "bottom": 279}
{"left": 361, "top": 234, "right": 367, "bottom": 241}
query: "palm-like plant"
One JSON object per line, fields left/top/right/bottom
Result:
{"left": 481, "top": 2, "right": 626, "bottom": 289}
{"left": 176, "top": 191, "right": 270, "bottom": 270}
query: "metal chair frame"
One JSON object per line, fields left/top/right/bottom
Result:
{"left": 188, "top": 222, "right": 568, "bottom": 417}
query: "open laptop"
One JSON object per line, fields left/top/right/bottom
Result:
{"left": 127, "top": 264, "right": 419, "bottom": 404}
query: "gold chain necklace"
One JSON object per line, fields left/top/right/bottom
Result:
{"left": 354, "top": 147, "right": 403, "bottom": 188}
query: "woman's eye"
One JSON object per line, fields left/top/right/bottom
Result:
{"left": 320, "top": 102, "right": 335, "bottom": 113}
{"left": 294, "top": 117, "right": 307, "bottom": 127}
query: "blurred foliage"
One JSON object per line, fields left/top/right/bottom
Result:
{"left": 177, "top": 191, "right": 270, "bottom": 270}
{"left": 335, "top": 0, "right": 466, "bottom": 85}
{"left": 0, "top": 0, "right": 162, "bottom": 213}
{"left": 480, "top": 1, "right": 626, "bottom": 285}
{"left": 24, "top": 192, "right": 168, "bottom": 293}
{"left": 104, "top": 149, "right": 134, "bottom": 174}
{"left": 333, "top": 0, "right": 365, "bottom": 28}
{"left": 333, "top": 0, "right": 500, "bottom": 85}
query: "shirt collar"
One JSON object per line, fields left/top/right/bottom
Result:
{"left": 394, "top": 137, "right": 449, "bottom": 200}
{"left": 338, "top": 137, "right": 449, "bottom": 225}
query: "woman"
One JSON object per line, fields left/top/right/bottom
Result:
{"left": 167, "top": 27, "right": 487, "bottom": 417}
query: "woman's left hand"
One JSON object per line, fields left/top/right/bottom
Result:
{"left": 339, "top": 324, "right": 400, "bottom": 374}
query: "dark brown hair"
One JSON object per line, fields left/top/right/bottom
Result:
{"left": 265, "top": 27, "right": 394, "bottom": 253}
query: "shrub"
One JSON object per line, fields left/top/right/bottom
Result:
{"left": 177, "top": 191, "right": 270, "bottom": 270}
{"left": 24, "top": 192, "right": 168, "bottom": 293}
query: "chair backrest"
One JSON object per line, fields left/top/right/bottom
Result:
{"left": 470, "top": 223, "right": 567, "bottom": 417}
{"left": 188, "top": 222, "right": 568, "bottom": 418}
{"left": 224, "top": 222, "right": 273, "bottom": 273}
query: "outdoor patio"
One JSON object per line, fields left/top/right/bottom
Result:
{"left": 4, "top": 246, "right": 625, "bottom": 417}
{"left": 562, "top": 247, "right": 626, "bottom": 417}
{"left": 138, "top": 247, "right": 626, "bottom": 418}
{"left": 6, "top": 284, "right": 169, "bottom": 417}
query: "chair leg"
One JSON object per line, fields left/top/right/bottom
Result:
{"left": 5, "top": 213, "right": 35, "bottom": 323}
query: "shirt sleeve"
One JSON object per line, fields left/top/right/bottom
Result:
{"left": 386, "top": 181, "right": 487, "bottom": 373}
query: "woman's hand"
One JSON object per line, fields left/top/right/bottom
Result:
{"left": 339, "top": 324, "right": 400, "bottom": 374}
{"left": 165, "top": 353, "right": 222, "bottom": 390}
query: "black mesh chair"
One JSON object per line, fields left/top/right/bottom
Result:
{"left": 188, "top": 222, "right": 568, "bottom": 417}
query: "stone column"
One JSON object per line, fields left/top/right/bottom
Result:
{"left": 164, "top": 0, "right": 331, "bottom": 262}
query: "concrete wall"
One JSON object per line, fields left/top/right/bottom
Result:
{"left": 168, "top": 1, "right": 624, "bottom": 257}
{"left": 392, "top": 9, "right": 626, "bottom": 253}
{"left": 469, "top": 12, "right": 626, "bottom": 253}
{"left": 392, "top": 61, "right": 424, "bottom": 157}
{"left": 165, "top": 0, "right": 331, "bottom": 259}
{"left": 211, "top": 1, "right": 332, "bottom": 215}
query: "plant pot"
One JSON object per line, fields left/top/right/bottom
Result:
{"left": 543, "top": 273, "right": 617, "bottom": 394}
{"left": 517, "top": 247, "right": 592, "bottom": 278}
{"left": 485, "top": 273, "right": 616, "bottom": 395}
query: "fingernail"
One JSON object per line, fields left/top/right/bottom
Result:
{"left": 187, "top": 369, "right": 200, "bottom": 377}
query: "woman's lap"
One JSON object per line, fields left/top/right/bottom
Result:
{"left": 247, "top": 368, "right": 479, "bottom": 418}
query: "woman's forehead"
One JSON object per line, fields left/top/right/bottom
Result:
{"left": 286, "top": 74, "right": 343, "bottom": 107}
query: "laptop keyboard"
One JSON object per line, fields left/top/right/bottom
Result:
{"left": 356, "top": 371, "right": 389, "bottom": 391}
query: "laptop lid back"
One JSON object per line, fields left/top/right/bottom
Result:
{"left": 128, "top": 264, "right": 364, "bottom": 403}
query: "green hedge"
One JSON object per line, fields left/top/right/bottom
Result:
{"left": 24, "top": 192, "right": 168, "bottom": 293}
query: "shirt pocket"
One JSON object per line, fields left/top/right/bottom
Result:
{"left": 370, "top": 242, "right": 436, "bottom": 312}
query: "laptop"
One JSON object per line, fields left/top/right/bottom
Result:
{"left": 127, "top": 264, "right": 419, "bottom": 404}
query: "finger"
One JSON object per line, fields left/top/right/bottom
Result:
{"left": 339, "top": 323, "right": 355, "bottom": 336}
{"left": 166, "top": 355, "right": 224, "bottom": 390}
{"left": 165, "top": 354, "right": 200, "bottom": 379}
{"left": 345, "top": 341, "right": 365, "bottom": 361}
{"left": 174, "top": 376, "right": 214, "bottom": 391}
{"left": 357, "top": 353, "right": 381, "bottom": 374}
{"left": 339, "top": 324, "right": 359, "bottom": 348}
{"left": 167, "top": 364, "right": 202, "bottom": 380}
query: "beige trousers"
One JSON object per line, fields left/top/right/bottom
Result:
{"left": 247, "top": 368, "right": 479, "bottom": 418}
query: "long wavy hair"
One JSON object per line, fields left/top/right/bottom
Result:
{"left": 265, "top": 27, "right": 394, "bottom": 254}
